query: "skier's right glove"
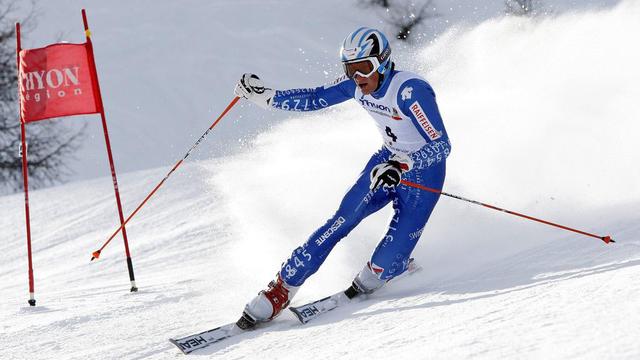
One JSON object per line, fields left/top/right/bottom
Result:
{"left": 369, "top": 153, "right": 413, "bottom": 190}
{"left": 234, "top": 73, "right": 275, "bottom": 110}
{"left": 370, "top": 161, "right": 403, "bottom": 190}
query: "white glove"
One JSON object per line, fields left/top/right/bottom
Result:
{"left": 389, "top": 152, "right": 414, "bottom": 172}
{"left": 234, "top": 73, "right": 275, "bottom": 110}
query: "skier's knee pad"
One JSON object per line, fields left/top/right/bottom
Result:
{"left": 352, "top": 262, "right": 386, "bottom": 294}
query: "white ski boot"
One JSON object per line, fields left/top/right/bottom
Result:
{"left": 237, "top": 274, "right": 299, "bottom": 330}
{"left": 345, "top": 262, "right": 387, "bottom": 299}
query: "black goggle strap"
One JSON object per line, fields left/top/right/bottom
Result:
{"left": 379, "top": 46, "right": 391, "bottom": 63}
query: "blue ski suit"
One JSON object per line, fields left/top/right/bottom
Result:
{"left": 271, "top": 70, "right": 451, "bottom": 286}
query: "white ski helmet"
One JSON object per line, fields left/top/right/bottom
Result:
{"left": 340, "top": 27, "right": 392, "bottom": 79}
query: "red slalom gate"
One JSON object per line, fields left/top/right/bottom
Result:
{"left": 16, "top": 9, "right": 137, "bottom": 306}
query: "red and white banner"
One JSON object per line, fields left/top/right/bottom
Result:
{"left": 19, "top": 43, "right": 100, "bottom": 123}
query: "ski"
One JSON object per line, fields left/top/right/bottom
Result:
{"left": 290, "top": 290, "right": 350, "bottom": 324}
{"left": 169, "top": 323, "right": 244, "bottom": 354}
{"left": 170, "top": 260, "right": 422, "bottom": 354}
{"left": 290, "top": 260, "right": 422, "bottom": 324}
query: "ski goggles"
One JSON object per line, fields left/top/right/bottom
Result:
{"left": 342, "top": 56, "right": 381, "bottom": 79}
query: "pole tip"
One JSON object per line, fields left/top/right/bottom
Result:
{"left": 603, "top": 236, "right": 614, "bottom": 244}
{"left": 90, "top": 250, "right": 101, "bottom": 261}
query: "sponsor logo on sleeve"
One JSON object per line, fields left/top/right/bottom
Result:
{"left": 409, "top": 101, "right": 441, "bottom": 141}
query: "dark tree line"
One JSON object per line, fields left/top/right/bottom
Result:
{"left": 0, "top": 0, "right": 84, "bottom": 194}
{"left": 359, "top": 0, "right": 439, "bottom": 42}
{"left": 505, "top": 0, "right": 543, "bottom": 17}
{"left": 360, "top": 0, "right": 547, "bottom": 43}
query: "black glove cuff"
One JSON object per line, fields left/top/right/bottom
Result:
{"left": 387, "top": 160, "right": 403, "bottom": 172}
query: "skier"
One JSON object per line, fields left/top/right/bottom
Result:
{"left": 233, "top": 27, "right": 451, "bottom": 329}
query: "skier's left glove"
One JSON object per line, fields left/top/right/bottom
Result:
{"left": 369, "top": 153, "right": 413, "bottom": 190}
{"left": 234, "top": 73, "right": 275, "bottom": 110}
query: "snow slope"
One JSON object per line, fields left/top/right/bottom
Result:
{"left": 2, "top": 1, "right": 640, "bottom": 359}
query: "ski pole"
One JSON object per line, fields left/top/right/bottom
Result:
{"left": 400, "top": 180, "right": 614, "bottom": 244}
{"left": 90, "top": 96, "right": 241, "bottom": 261}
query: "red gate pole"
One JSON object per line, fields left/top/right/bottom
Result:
{"left": 16, "top": 23, "right": 37, "bottom": 307}
{"left": 81, "top": 9, "right": 137, "bottom": 292}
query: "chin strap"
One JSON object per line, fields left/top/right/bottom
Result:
{"left": 376, "top": 73, "right": 385, "bottom": 91}
{"left": 375, "top": 61, "right": 395, "bottom": 92}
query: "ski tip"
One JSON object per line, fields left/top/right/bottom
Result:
{"left": 288, "top": 307, "right": 306, "bottom": 324}
{"left": 168, "top": 338, "right": 189, "bottom": 355}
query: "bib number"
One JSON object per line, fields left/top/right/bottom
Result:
{"left": 385, "top": 126, "right": 398, "bottom": 142}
